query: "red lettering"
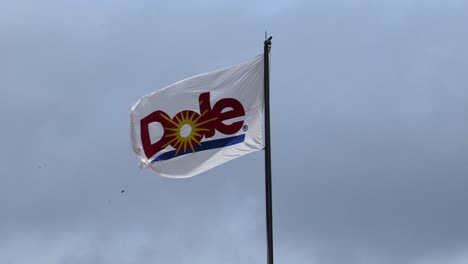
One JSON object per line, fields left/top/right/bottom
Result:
{"left": 212, "top": 98, "right": 245, "bottom": 135}
{"left": 140, "top": 92, "right": 246, "bottom": 159}
{"left": 140, "top": 111, "right": 172, "bottom": 158}
{"left": 198, "top": 92, "right": 216, "bottom": 138}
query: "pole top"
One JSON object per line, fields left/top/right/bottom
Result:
{"left": 264, "top": 36, "right": 272, "bottom": 46}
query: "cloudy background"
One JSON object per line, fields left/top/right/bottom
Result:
{"left": 2, "top": 0, "right": 468, "bottom": 263}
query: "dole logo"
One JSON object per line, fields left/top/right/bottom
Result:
{"left": 141, "top": 92, "right": 246, "bottom": 162}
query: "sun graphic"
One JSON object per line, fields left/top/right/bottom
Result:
{"left": 161, "top": 110, "right": 217, "bottom": 157}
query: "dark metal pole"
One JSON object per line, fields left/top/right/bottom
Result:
{"left": 264, "top": 35, "right": 274, "bottom": 264}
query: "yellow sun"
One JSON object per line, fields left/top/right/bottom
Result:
{"left": 161, "top": 110, "right": 217, "bottom": 157}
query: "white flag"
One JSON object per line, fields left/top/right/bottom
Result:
{"left": 130, "top": 55, "right": 264, "bottom": 178}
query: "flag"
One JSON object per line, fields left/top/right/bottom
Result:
{"left": 130, "top": 55, "right": 264, "bottom": 178}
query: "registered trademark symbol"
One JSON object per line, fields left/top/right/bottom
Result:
{"left": 243, "top": 124, "right": 248, "bottom": 131}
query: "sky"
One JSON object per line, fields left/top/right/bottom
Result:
{"left": 1, "top": 0, "right": 468, "bottom": 263}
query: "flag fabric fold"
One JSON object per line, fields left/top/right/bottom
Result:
{"left": 130, "top": 55, "right": 264, "bottom": 178}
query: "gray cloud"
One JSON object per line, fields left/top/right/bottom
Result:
{"left": 1, "top": 0, "right": 468, "bottom": 263}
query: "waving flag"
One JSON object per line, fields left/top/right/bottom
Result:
{"left": 130, "top": 55, "right": 264, "bottom": 178}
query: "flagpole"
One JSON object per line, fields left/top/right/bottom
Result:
{"left": 263, "top": 35, "right": 274, "bottom": 264}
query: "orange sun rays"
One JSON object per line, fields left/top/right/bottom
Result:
{"left": 163, "top": 110, "right": 217, "bottom": 157}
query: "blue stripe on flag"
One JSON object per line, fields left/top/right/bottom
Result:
{"left": 152, "top": 134, "right": 245, "bottom": 162}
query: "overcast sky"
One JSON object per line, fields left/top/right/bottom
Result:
{"left": 2, "top": 0, "right": 468, "bottom": 263}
